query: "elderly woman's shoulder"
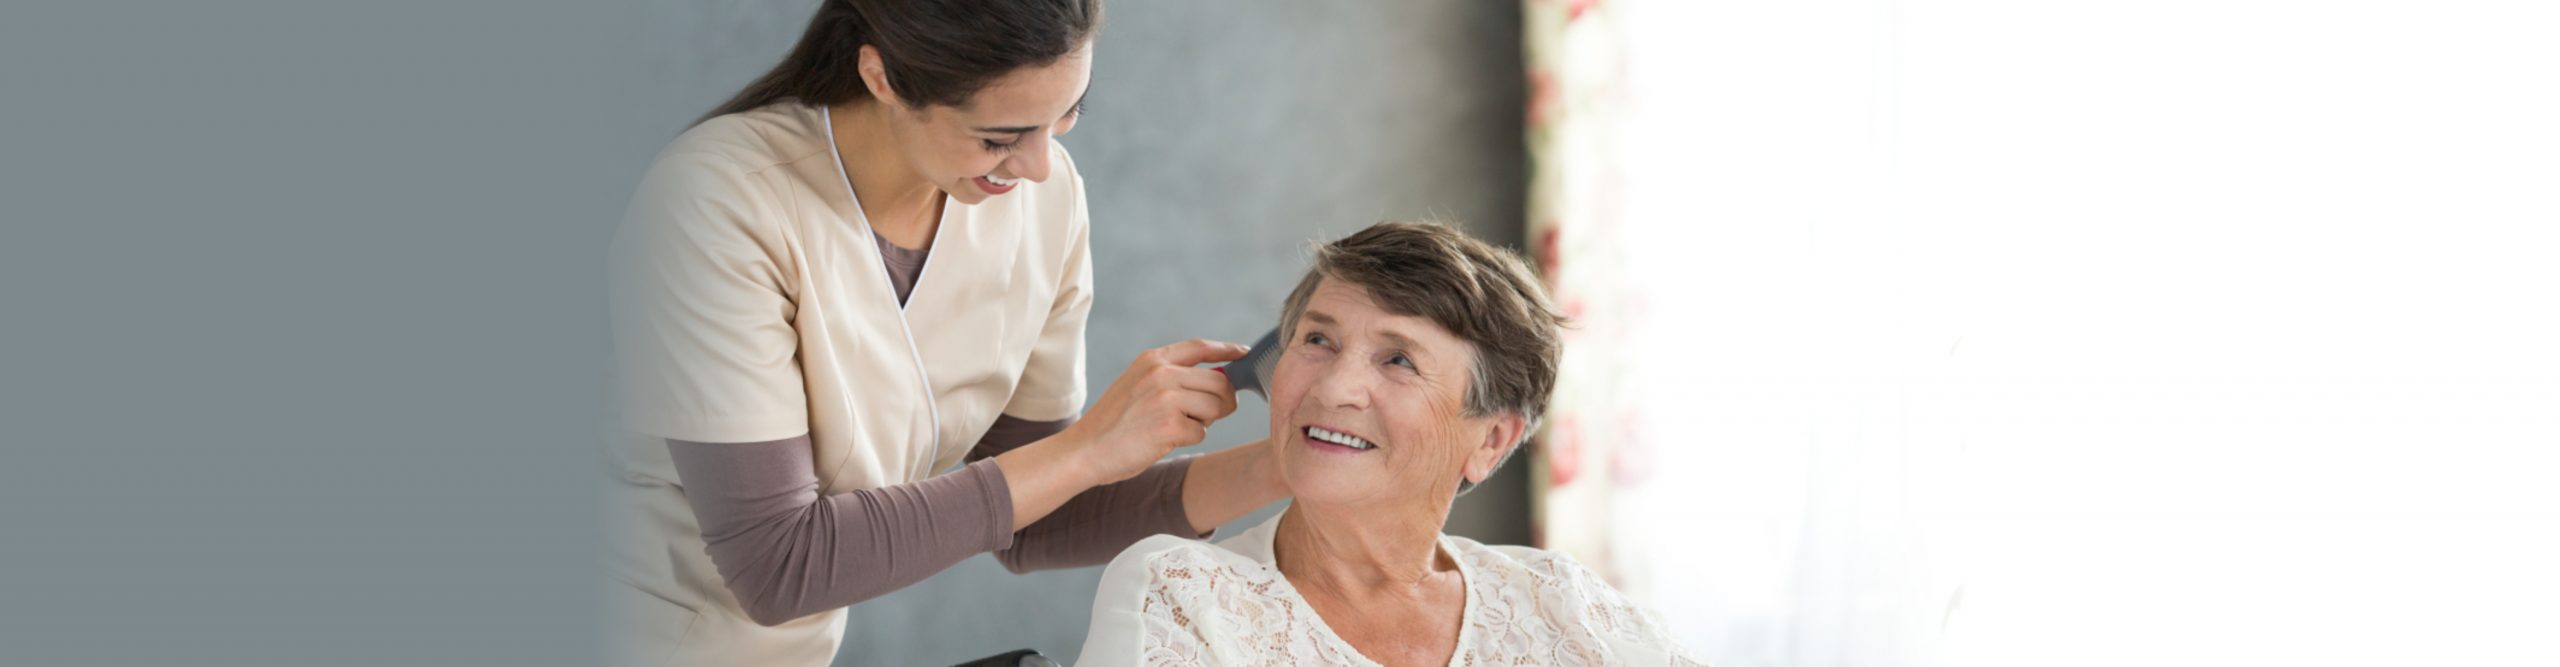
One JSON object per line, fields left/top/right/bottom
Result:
{"left": 1445, "top": 537, "right": 1716, "bottom": 666}
{"left": 1124, "top": 532, "right": 1249, "bottom": 563}
{"left": 1097, "top": 534, "right": 1267, "bottom": 589}
{"left": 1444, "top": 535, "right": 1613, "bottom": 588}
{"left": 1087, "top": 532, "right": 1289, "bottom": 626}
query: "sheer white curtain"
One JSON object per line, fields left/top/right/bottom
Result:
{"left": 1531, "top": 1, "right": 2560, "bottom": 666}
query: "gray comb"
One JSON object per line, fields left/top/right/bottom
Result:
{"left": 1221, "top": 328, "right": 1283, "bottom": 399}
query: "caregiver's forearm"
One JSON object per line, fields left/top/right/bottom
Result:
{"left": 664, "top": 418, "right": 1228, "bottom": 625}
{"left": 987, "top": 432, "right": 1106, "bottom": 533}
{"left": 1178, "top": 441, "right": 1286, "bottom": 535}
{"left": 665, "top": 435, "right": 1012, "bottom": 626}
{"left": 987, "top": 457, "right": 1198, "bottom": 572}
{"left": 970, "top": 418, "right": 1212, "bottom": 572}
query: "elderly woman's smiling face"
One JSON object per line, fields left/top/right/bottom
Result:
{"left": 1265, "top": 278, "right": 1525, "bottom": 507}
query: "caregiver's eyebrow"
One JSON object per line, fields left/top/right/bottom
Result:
{"left": 973, "top": 89, "right": 1090, "bottom": 134}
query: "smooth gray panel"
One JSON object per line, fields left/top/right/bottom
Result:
{"left": 4, "top": 1, "right": 624, "bottom": 665}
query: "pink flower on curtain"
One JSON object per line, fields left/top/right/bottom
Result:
{"left": 1529, "top": 0, "right": 1630, "bottom": 582}
{"left": 1535, "top": 224, "right": 1563, "bottom": 287}
{"left": 1568, "top": 0, "right": 1603, "bottom": 21}
{"left": 1527, "top": 69, "right": 1561, "bottom": 128}
{"left": 1548, "top": 415, "right": 1583, "bottom": 488}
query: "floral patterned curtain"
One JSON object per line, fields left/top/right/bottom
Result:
{"left": 1524, "top": 0, "right": 1641, "bottom": 587}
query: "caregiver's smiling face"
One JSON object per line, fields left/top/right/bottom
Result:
{"left": 867, "top": 42, "right": 1090, "bottom": 205}
{"left": 1266, "top": 278, "right": 1498, "bottom": 507}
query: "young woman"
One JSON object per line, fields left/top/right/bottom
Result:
{"left": 603, "top": 2, "right": 1285, "bottom": 663}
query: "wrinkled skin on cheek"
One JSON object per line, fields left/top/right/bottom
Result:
{"left": 1264, "top": 280, "right": 1501, "bottom": 509}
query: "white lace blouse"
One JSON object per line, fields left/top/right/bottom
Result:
{"left": 1076, "top": 514, "right": 1708, "bottom": 666}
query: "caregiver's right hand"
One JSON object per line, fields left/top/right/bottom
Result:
{"left": 1067, "top": 339, "right": 1248, "bottom": 484}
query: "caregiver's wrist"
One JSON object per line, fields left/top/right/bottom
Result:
{"left": 1040, "top": 425, "right": 1116, "bottom": 489}
{"left": 993, "top": 430, "right": 1107, "bottom": 531}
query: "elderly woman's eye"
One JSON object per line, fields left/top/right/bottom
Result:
{"left": 1304, "top": 332, "right": 1330, "bottom": 347}
{"left": 1387, "top": 353, "right": 1416, "bottom": 369}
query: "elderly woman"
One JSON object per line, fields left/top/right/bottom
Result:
{"left": 1077, "top": 222, "right": 1704, "bottom": 666}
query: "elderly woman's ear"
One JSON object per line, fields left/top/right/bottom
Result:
{"left": 1462, "top": 411, "right": 1529, "bottom": 486}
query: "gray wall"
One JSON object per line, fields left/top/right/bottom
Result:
{"left": 613, "top": 1, "right": 1527, "bottom": 663}
{"left": 5, "top": 2, "right": 627, "bottom": 665}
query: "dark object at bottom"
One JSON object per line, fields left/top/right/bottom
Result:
{"left": 950, "top": 649, "right": 1058, "bottom": 667}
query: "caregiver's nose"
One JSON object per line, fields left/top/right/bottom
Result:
{"left": 1007, "top": 132, "right": 1053, "bottom": 183}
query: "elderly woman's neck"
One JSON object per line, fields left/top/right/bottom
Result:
{"left": 1272, "top": 501, "right": 1454, "bottom": 593}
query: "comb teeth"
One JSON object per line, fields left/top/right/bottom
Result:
{"left": 1226, "top": 328, "right": 1283, "bottom": 398}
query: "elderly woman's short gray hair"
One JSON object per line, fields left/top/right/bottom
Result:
{"left": 1277, "top": 221, "right": 1568, "bottom": 495}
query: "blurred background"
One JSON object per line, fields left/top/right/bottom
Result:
{"left": 1530, "top": 3, "right": 2560, "bottom": 665}
{"left": 6, "top": 0, "right": 2557, "bottom": 665}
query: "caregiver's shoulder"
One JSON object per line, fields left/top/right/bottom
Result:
{"left": 641, "top": 105, "right": 824, "bottom": 183}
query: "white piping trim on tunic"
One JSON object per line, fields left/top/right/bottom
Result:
{"left": 822, "top": 105, "right": 944, "bottom": 482}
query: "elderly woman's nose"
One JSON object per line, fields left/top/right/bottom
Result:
{"left": 1308, "top": 358, "right": 1371, "bottom": 409}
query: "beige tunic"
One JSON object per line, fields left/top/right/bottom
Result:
{"left": 604, "top": 102, "right": 1091, "bottom": 666}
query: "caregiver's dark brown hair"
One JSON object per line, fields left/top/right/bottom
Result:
{"left": 700, "top": 0, "right": 1102, "bottom": 123}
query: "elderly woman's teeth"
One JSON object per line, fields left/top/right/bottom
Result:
{"left": 984, "top": 174, "right": 1017, "bottom": 186}
{"left": 1305, "top": 426, "right": 1375, "bottom": 450}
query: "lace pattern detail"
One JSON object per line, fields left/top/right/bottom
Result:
{"left": 1126, "top": 538, "right": 1708, "bottom": 666}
